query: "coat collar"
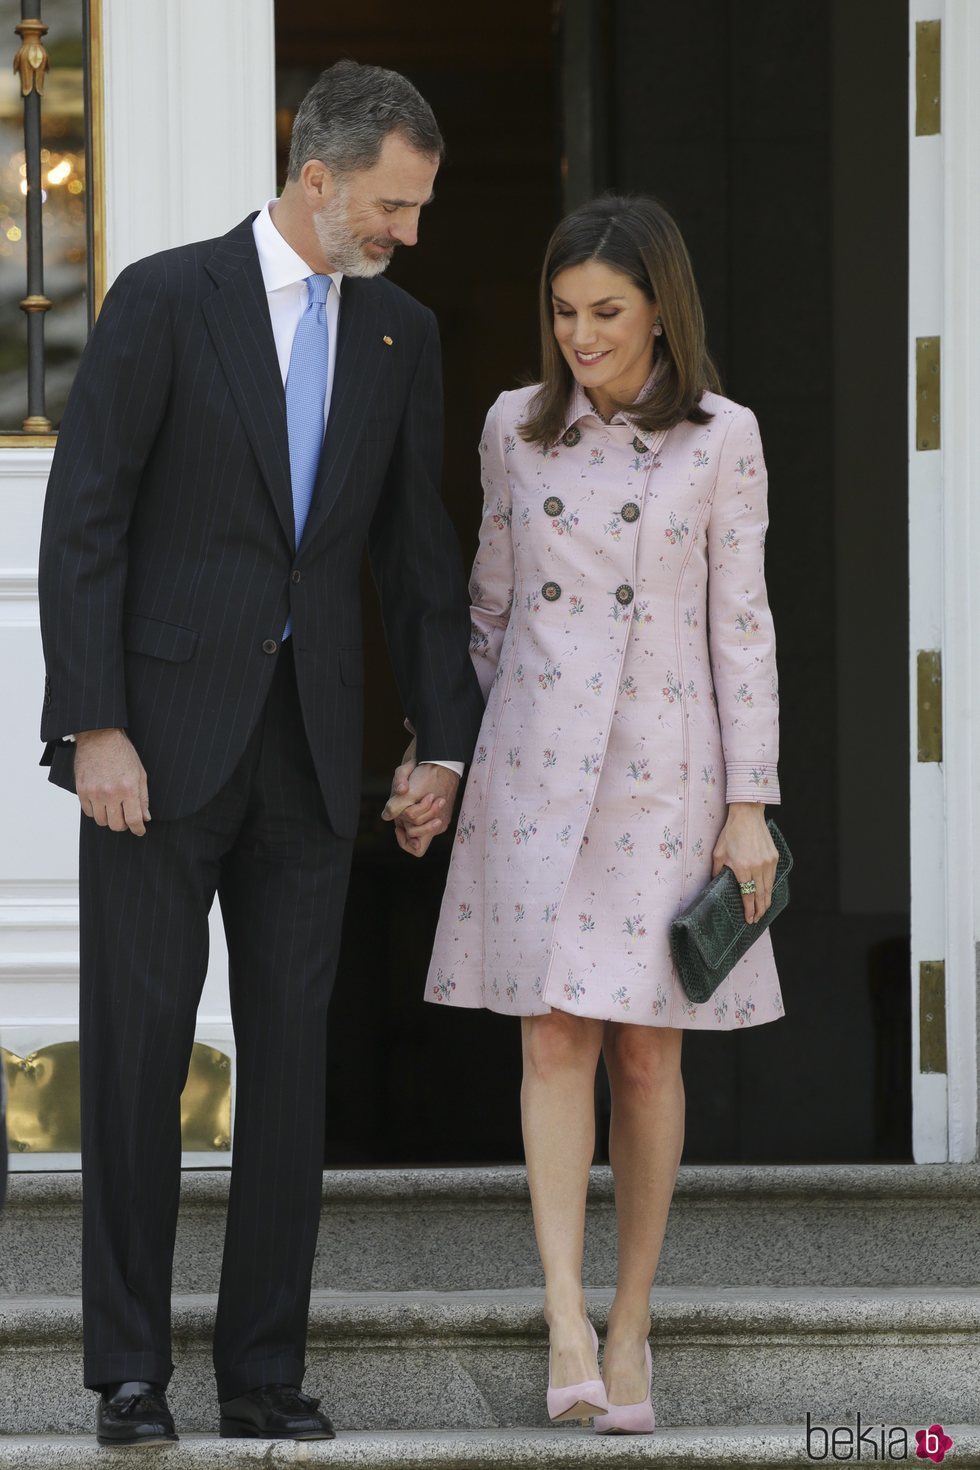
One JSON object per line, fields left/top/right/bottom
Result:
{"left": 560, "top": 363, "right": 664, "bottom": 435}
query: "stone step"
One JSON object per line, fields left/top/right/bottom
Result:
{"left": 3, "top": 1164, "right": 980, "bottom": 1295}
{"left": 2, "top": 1286, "right": 977, "bottom": 1436}
{"left": 1, "top": 1426, "right": 978, "bottom": 1469}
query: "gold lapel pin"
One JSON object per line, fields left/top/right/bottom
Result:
{"left": 383, "top": 335, "right": 393, "bottom": 346}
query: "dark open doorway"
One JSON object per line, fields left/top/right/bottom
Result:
{"left": 273, "top": 0, "right": 910, "bottom": 1164}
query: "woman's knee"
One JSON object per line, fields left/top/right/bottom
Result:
{"left": 522, "top": 1010, "right": 602, "bottom": 1082}
{"left": 604, "top": 1024, "right": 682, "bottom": 1099}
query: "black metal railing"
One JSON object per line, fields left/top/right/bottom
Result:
{"left": 12, "top": 1, "right": 53, "bottom": 432}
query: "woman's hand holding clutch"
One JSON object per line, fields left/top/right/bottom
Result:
{"left": 711, "top": 803, "right": 779, "bottom": 924}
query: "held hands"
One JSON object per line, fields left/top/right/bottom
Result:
{"left": 711, "top": 802, "right": 778, "bottom": 924}
{"left": 74, "top": 728, "right": 151, "bottom": 836}
{"left": 382, "top": 737, "right": 459, "bottom": 858}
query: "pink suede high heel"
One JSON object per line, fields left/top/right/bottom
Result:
{"left": 594, "top": 1339, "right": 656, "bottom": 1434}
{"left": 547, "top": 1320, "right": 609, "bottom": 1425}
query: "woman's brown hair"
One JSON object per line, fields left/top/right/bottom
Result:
{"left": 520, "top": 194, "right": 722, "bottom": 449}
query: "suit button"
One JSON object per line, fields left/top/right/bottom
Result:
{"left": 621, "top": 502, "right": 640, "bottom": 522}
{"left": 562, "top": 426, "right": 582, "bottom": 448}
{"left": 262, "top": 639, "right": 278, "bottom": 654}
{"left": 615, "top": 583, "right": 634, "bottom": 606}
{"left": 43, "top": 692, "right": 52, "bottom": 708}
{"left": 542, "top": 582, "right": 562, "bottom": 602}
{"left": 544, "top": 496, "right": 564, "bottom": 518}
{"left": 291, "top": 570, "right": 302, "bottom": 584}
{"left": 632, "top": 435, "right": 649, "bottom": 454}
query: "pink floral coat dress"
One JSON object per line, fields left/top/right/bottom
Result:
{"left": 425, "top": 382, "right": 784, "bottom": 1030}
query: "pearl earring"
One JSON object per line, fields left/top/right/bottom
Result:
{"left": 653, "top": 318, "right": 663, "bottom": 337}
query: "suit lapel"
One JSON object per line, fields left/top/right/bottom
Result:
{"left": 202, "top": 218, "right": 295, "bottom": 549}
{"left": 298, "top": 276, "right": 386, "bottom": 551}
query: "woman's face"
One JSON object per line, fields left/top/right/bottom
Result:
{"left": 551, "top": 260, "right": 660, "bottom": 402}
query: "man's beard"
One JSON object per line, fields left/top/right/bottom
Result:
{"left": 313, "top": 185, "right": 397, "bottom": 279}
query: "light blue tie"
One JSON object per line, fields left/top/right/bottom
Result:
{"left": 283, "top": 273, "right": 330, "bottom": 638}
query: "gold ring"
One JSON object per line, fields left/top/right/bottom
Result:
{"left": 739, "top": 879, "right": 757, "bottom": 895}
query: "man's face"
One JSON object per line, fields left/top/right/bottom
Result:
{"left": 312, "top": 131, "right": 439, "bottom": 278}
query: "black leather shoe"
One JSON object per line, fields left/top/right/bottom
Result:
{"left": 219, "top": 1383, "right": 335, "bottom": 1440}
{"left": 96, "top": 1381, "right": 178, "bottom": 1446}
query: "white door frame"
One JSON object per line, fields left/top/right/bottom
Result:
{"left": 909, "top": 0, "right": 980, "bottom": 1161}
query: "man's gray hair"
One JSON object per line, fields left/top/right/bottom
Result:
{"left": 287, "top": 60, "right": 444, "bottom": 182}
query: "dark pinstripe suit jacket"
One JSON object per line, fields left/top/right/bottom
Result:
{"left": 38, "top": 214, "right": 484, "bottom": 839}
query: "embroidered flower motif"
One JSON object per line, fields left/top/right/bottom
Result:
{"left": 665, "top": 510, "right": 689, "bottom": 546}
{"left": 662, "top": 671, "right": 683, "bottom": 703}
{"left": 524, "top": 591, "right": 541, "bottom": 614}
{"left": 431, "top": 971, "right": 456, "bottom": 1003}
{"left": 735, "top": 683, "right": 754, "bottom": 707}
{"left": 564, "top": 976, "right": 586, "bottom": 1003}
{"left": 750, "top": 768, "right": 770, "bottom": 788}
{"left": 684, "top": 606, "right": 699, "bottom": 628}
{"left": 693, "top": 448, "right": 710, "bottom": 468}
{"left": 538, "top": 659, "right": 562, "bottom": 690}
{"left": 702, "top": 764, "right": 716, "bottom": 786}
{"left": 474, "top": 744, "right": 488, "bottom": 764}
{"left": 603, "top": 516, "right": 623, "bottom": 541}
{"left": 721, "top": 528, "right": 740, "bottom": 552}
{"left": 580, "top": 754, "right": 601, "bottom": 776}
{"left": 619, "top": 674, "right": 639, "bottom": 701}
{"left": 558, "top": 824, "right": 573, "bottom": 846}
{"left": 651, "top": 985, "right": 669, "bottom": 1016}
{"left": 615, "top": 833, "right": 635, "bottom": 857}
{"left": 627, "top": 759, "right": 651, "bottom": 784}
{"left": 506, "top": 747, "right": 521, "bottom": 769}
{"left": 714, "top": 996, "right": 729, "bottom": 1024}
{"left": 734, "top": 993, "right": 756, "bottom": 1026}
{"left": 513, "top": 814, "right": 538, "bottom": 845}
{"left": 659, "top": 827, "right": 683, "bottom": 859}
{"left": 623, "top": 913, "right": 647, "bottom": 938}
{"left": 491, "top": 499, "right": 512, "bottom": 530}
{"left": 540, "top": 444, "right": 560, "bottom": 459}
{"left": 612, "top": 986, "right": 630, "bottom": 1010}
{"left": 568, "top": 594, "right": 585, "bottom": 615}
{"left": 579, "top": 912, "right": 595, "bottom": 932}
{"left": 456, "top": 816, "right": 476, "bottom": 844}
{"left": 589, "top": 447, "right": 605, "bottom": 466}
{"left": 542, "top": 748, "right": 557, "bottom": 767}
{"left": 503, "top": 434, "right": 517, "bottom": 454}
{"left": 505, "top": 973, "right": 519, "bottom": 1002}
{"left": 735, "top": 454, "right": 756, "bottom": 478}
{"left": 514, "top": 903, "right": 525, "bottom": 921}
{"left": 735, "top": 611, "right": 760, "bottom": 634}
{"left": 457, "top": 903, "right": 472, "bottom": 922}
{"left": 692, "top": 836, "right": 704, "bottom": 857}
{"left": 543, "top": 902, "right": 559, "bottom": 923}
{"left": 585, "top": 671, "right": 603, "bottom": 695}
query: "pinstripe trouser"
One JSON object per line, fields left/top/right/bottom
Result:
{"left": 77, "top": 641, "right": 354, "bottom": 1399}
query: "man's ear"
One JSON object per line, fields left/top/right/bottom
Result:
{"left": 300, "top": 159, "right": 336, "bottom": 206}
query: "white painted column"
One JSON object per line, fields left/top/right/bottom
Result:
{"left": 0, "top": 0, "right": 276, "bottom": 1169}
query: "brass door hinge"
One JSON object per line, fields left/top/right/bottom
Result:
{"left": 919, "top": 961, "right": 947, "bottom": 1074}
{"left": 915, "top": 20, "right": 941, "bottom": 136}
{"left": 916, "top": 336, "right": 940, "bottom": 451}
{"left": 917, "top": 650, "right": 942, "bottom": 763}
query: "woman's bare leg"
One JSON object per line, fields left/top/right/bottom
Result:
{"left": 600, "top": 1023, "right": 685, "bottom": 1405}
{"left": 520, "top": 1009, "right": 605, "bottom": 1389}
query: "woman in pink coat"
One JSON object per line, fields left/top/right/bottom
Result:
{"left": 398, "top": 196, "right": 783, "bottom": 1432}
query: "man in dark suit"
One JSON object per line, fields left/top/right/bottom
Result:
{"left": 37, "top": 60, "right": 483, "bottom": 1446}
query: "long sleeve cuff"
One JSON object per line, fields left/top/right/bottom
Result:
{"left": 726, "top": 762, "right": 780, "bottom": 804}
{"left": 422, "top": 759, "right": 464, "bottom": 777}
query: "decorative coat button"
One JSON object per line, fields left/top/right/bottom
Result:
{"left": 262, "top": 638, "right": 278, "bottom": 654}
{"left": 615, "top": 584, "right": 634, "bottom": 606}
{"left": 290, "top": 569, "right": 302, "bottom": 584}
{"left": 543, "top": 496, "right": 564, "bottom": 517}
{"left": 632, "top": 435, "right": 648, "bottom": 454}
{"left": 561, "top": 426, "right": 581, "bottom": 447}
{"left": 621, "top": 502, "right": 640, "bottom": 522}
{"left": 542, "top": 582, "right": 562, "bottom": 602}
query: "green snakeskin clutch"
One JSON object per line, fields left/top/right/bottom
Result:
{"left": 669, "top": 819, "right": 793, "bottom": 1004}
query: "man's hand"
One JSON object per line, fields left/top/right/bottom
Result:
{"left": 382, "top": 744, "right": 459, "bottom": 858}
{"left": 74, "top": 728, "right": 151, "bottom": 836}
